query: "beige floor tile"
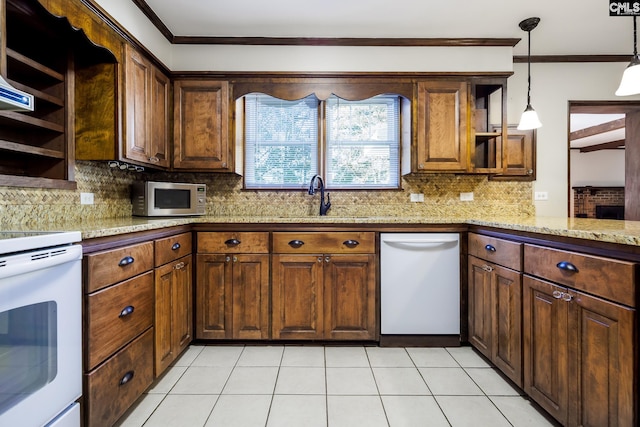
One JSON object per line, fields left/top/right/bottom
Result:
{"left": 436, "top": 395, "right": 511, "bottom": 427}
{"left": 281, "top": 346, "right": 325, "bottom": 367}
{"left": 114, "top": 393, "right": 165, "bottom": 427}
{"left": 490, "top": 396, "right": 559, "bottom": 427}
{"left": 327, "top": 395, "right": 388, "bottom": 427}
{"left": 406, "top": 347, "right": 459, "bottom": 367}
{"left": 170, "top": 366, "right": 233, "bottom": 395}
{"left": 465, "top": 368, "right": 522, "bottom": 396}
{"left": 381, "top": 395, "right": 450, "bottom": 427}
{"left": 372, "top": 368, "right": 430, "bottom": 395}
{"left": 325, "top": 346, "right": 369, "bottom": 367}
{"left": 266, "top": 395, "right": 327, "bottom": 427}
{"left": 143, "top": 394, "right": 218, "bottom": 427}
{"left": 191, "top": 346, "right": 244, "bottom": 367}
{"left": 419, "top": 367, "right": 483, "bottom": 395}
{"left": 275, "top": 367, "right": 326, "bottom": 394}
{"left": 146, "top": 366, "right": 187, "bottom": 394}
{"left": 171, "top": 345, "right": 205, "bottom": 367}
{"left": 222, "top": 367, "right": 279, "bottom": 394}
{"left": 205, "top": 394, "right": 272, "bottom": 427}
{"left": 446, "top": 346, "right": 491, "bottom": 368}
{"left": 366, "top": 347, "right": 414, "bottom": 367}
{"left": 326, "top": 367, "right": 379, "bottom": 395}
{"left": 236, "top": 345, "right": 284, "bottom": 367}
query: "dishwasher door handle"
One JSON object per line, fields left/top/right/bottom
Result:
{"left": 382, "top": 238, "right": 459, "bottom": 249}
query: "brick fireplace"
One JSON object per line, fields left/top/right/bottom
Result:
{"left": 573, "top": 186, "right": 625, "bottom": 219}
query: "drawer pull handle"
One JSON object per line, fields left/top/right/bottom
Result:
{"left": 343, "top": 240, "right": 360, "bottom": 248}
{"left": 119, "top": 305, "right": 135, "bottom": 318}
{"left": 225, "top": 238, "right": 241, "bottom": 246}
{"left": 118, "top": 256, "right": 134, "bottom": 267}
{"left": 289, "top": 240, "right": 305, "bottom": 248}
{"left": 171, "top": 242, "right": 181, "bottom": 251}
{"left": 119, "top": 371, "right": 135, "bottom": 386}
{"left": 485, "top": 244, "right": 496, "bottom": 252}
{"left": 556, "top": 261, "right": 579, "bottom": 273}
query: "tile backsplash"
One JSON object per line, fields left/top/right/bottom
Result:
{"left": 0, "top": 161, "right": 534, "bottom": 228}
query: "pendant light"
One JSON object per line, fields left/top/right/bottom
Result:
{"left": 616, "top": 16, "right": 640, "bottom": 96}
{"left": 517, "top": 17, "right": 542, "bottom": 130}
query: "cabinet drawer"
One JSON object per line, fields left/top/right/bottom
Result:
{"left": 85, "top": 241, "right": 154, "bottom": 292}
{"left": 85, "top": 328, "right": 154, "bottom": 427}
{"left": 468, "top": 233, "right": 522, "bottom": 271}
{"left": 273, "top": 232, "right": 375, "bottom": 254}
{"left": 524, "top": 244, "right": 636, "bottom": 307}
{"left": 197, "top": 232, "right": 269, "bottom": 253}
{"left": 86, "top": 271, "right": 154, "bottom": 371}
{"left": 155, "top": 232, "right": 192, "bottom": 266}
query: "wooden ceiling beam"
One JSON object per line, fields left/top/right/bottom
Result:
{"left": 570, "top": 118, "right": 625, "bottom": 141}
{"left": 579, "top": 139, "right": 625, "bottom": 153}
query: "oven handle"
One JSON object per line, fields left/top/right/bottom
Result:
{"left": 0, "top": 244, "right": 82, "bottom": 280}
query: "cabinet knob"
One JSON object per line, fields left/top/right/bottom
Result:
{"left": 484, "top": 244, "right": 496, "bottom": 252}
{"left": 317, "top": 257, "right": 323, "bottom": 263}
{"left": 119, "top": 305, "right": 135, "bottom": 318}
{"left": 289, "top": 240, "right": 305, "bottom": 249}
{"left": 119, "top": 371, "right": 135, "bottom": 386}
{"left": 552, "top": 290, "right": 563, "bottom": 299}
{"left": 325, "top": 256, "right": 331, "bottom": 263}
{"left": 482, "top": 264, "right": 493, "bottom": 272}
{"left": 171, "top": 242, "right": 181, "bottom": 251}
{"left": 556, "top": 261, "right": 578, "bottom": 273}
{"left": 343, "top": 240, "right": 360, "bottom": 248}
{"left": 562, "top": 292, "right": 573, "bottom": 302}
{"left": 118, "top": 256, "right": 134, "bottom": 267}
{"left": 174, "top": 261, "right": 185, "bottom": 270}
{"left": 149, "top": 156, "right": 159, "bottom": 163}
{"left": 527, "top": 169, "right": 533, "bottom": 175}
{"left": 233, "top": 256, "right": 238, "bottom": 263}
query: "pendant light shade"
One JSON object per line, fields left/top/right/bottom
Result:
{"left": 517, "top": 17, "right": 542, "bottom": 131}
{"left": 616, "top": 16, "right": 640, "bottom": 96}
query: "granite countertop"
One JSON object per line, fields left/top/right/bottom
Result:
{"left": 5, "top": 215, "right": 640, "bottom": 247}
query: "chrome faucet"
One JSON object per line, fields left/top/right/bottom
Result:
{"left": 308, "top": 174, "right": 331, "bottom": 216}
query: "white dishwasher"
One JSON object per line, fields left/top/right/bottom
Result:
{"left": 380, "top": 233, "right": 460, "bottom": 335}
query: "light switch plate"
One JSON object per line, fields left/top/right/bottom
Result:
{"left": 80, "top": 192, "right": 94, "bottom": 205}
{"left": 460, "top": 192, "right": 474, "bottom": 201}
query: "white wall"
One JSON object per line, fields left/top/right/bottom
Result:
{"left": 508, "top": 62, "right": 640, "bottom": 217}
{"left": 570, "top": 149, "right": 625, "bottom": 187}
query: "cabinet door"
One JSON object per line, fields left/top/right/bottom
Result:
{"left": 415, "top": 81, "right": 468, "bottom": 172}
{"left": 149, "top": 67, "right": 170, "bottom": 168}
{"left": 232, "top": 254, "right": 270, "bottom": 339}
{"left": 172, "top": 255, "right": 193, "bottom": 357}
{"left": 523, "top": 276, "right": 569, "bottom": 425}
{"left": 468, "top": 256, "right": 493, "bottom": 359}
{"left": 272, "top": 254, "right": 324, "bottom": 340}
{"left": 568, "top": 290, "right": 635, "bottom": 427}
{"left": 491, "top": 126, "right": 535, "bottom": 180}
{"left": 154, "top": 255, "right": 192, "bottom": 376}
{"left": 196, "top": 254, "right": 232, "bottom": 339}
{"left": 123, "top": 45, "right": 151, "bottom": 165}
{"left": 324, "top": 254, "right": 376, "bottom": 340}
{"left": 492, "top": 264, "right": 522, "bottom": 388}
{"left": 173, "top": 80, "right": 230, "bottom": 170}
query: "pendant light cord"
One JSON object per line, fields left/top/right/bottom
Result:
{"left": 634, "top": 16, "right": 638, "bottom": 58}
{"left": 527, "top": 28, "right": 532, "bottom": 106}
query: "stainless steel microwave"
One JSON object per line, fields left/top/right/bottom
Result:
{"left": 132, "top": 181, "right": 206, "bottom": 216}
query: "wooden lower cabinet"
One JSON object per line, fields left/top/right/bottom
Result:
{"left": 523, "top": 276, "right": 635, "bottom": 426}
{"left": 468, "top": 255, "right": 522, "bottom": 387}
{"left": 85, "top": 329, "right": 154, "bottom": 427}
{"left": 155, "top": 254, "right": 193, "bottom": 375}
{"left": 196, "top": 253, "right": 270, "bottom": 339}
{"left": 271, "top": 253, "right": 376, "bottom": 340}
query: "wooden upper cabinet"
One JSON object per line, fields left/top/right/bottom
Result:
{"left": 491, "top": 126, "right": 536, "bottom": 181}
{"left": 173, "top": 80, "right": 231, "bottom": 171}
{"left": 123, "top": 44, "right": 170, "bottom": 168}
{"left": 415, "top": 80, "right": 469, "bottom": 172}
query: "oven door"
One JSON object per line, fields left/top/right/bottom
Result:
{"left": 0, "top": 245, "right": 82, "bottom": 427}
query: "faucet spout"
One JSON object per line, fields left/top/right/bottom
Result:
{"left": 308, "top": 175, "right": 331, "bottom": 216}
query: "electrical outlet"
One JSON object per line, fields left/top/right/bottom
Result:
{"left": 534, "top": 191, "right": 549, "bottom": 201}
{"left": 80, "top": 192, "right": 94, "bottom": 205}
{"left": 410, "top": 193, "right": 424, "bottom": 202}
{"left": 460, "top": 192, "right": 474, "bottom": 201}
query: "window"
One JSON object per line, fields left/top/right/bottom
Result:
{"left": 243, "top": 93, "right": 402, "bottom": 190}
